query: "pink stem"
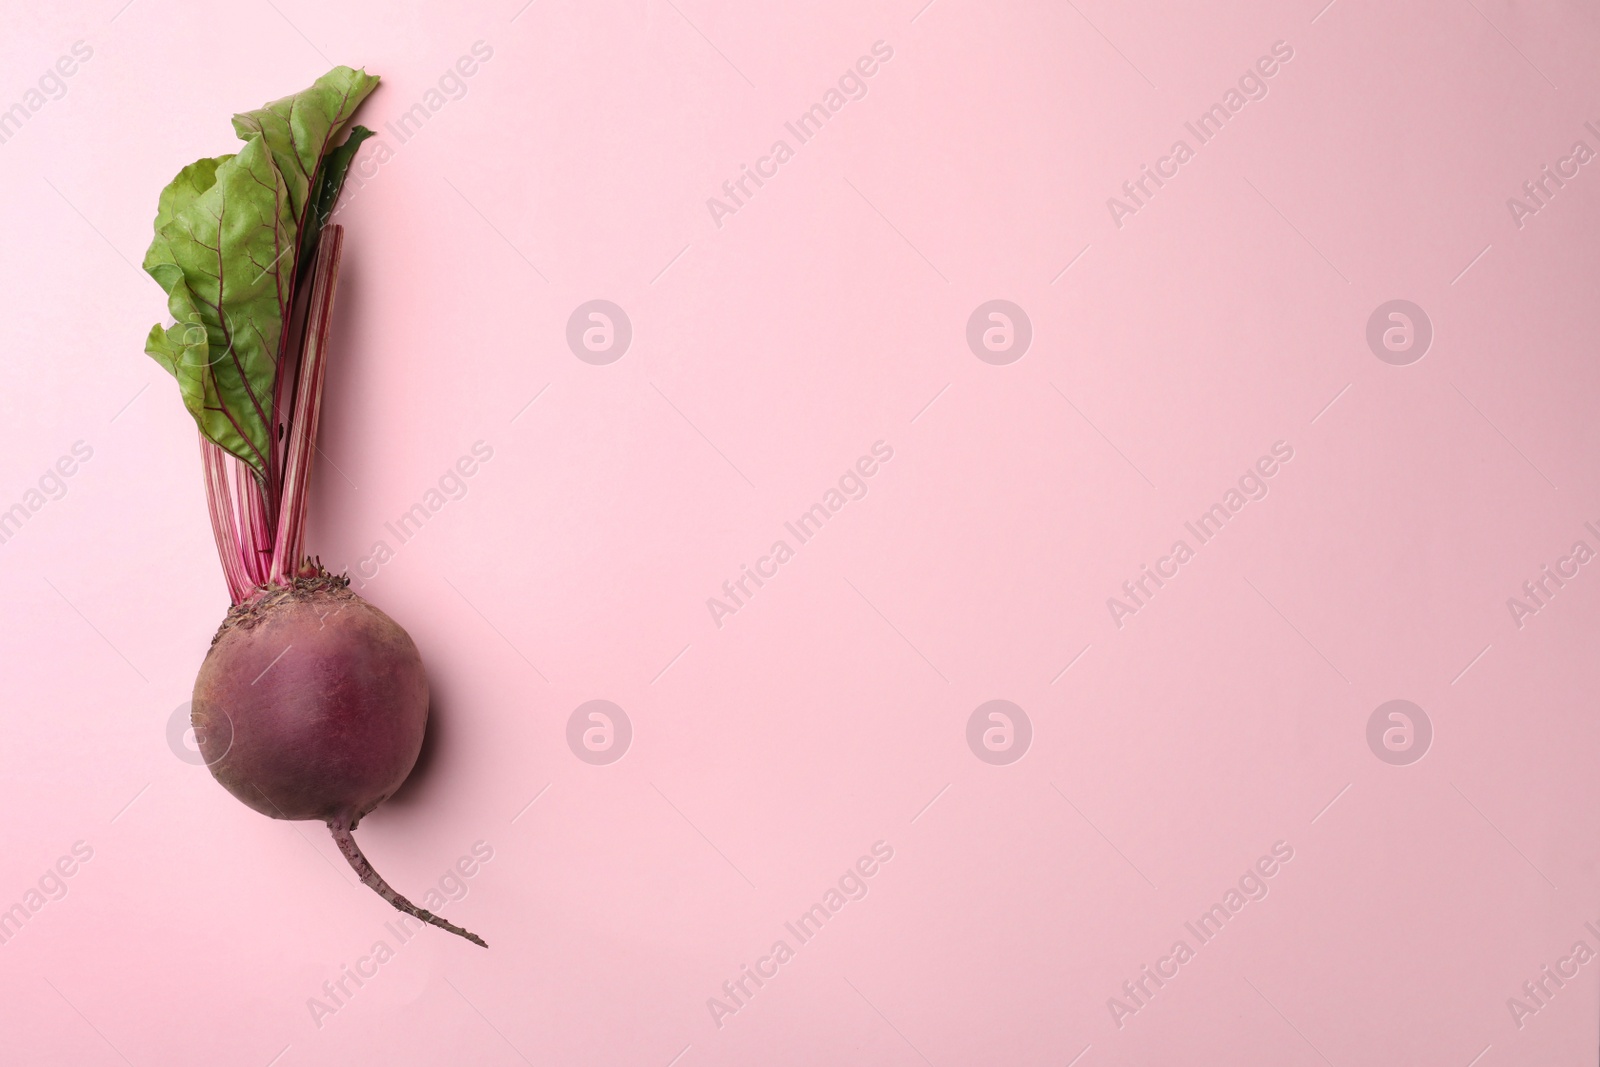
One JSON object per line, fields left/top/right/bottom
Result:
{"left": 201, "top": 438, "right": 250, "bottom": 603}
{"left": 270, "top": 225, "right": 344, "bottom": 585}
{"left": 234, "top": 455, "right": 273, "bottom": 589}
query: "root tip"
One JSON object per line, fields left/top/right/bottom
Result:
{"left": 328, "top": 817, "right": 489, "bottom": 949}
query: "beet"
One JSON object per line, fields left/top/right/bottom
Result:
{"left": 192, "top": 572, "right": 485, "bottom": 947}
{"left": 142, "top": 72, "right": 487, "bottom": 948}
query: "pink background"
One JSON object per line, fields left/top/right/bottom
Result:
{"left": 4, "top": 0, "right": 1600, "bottom": 1063}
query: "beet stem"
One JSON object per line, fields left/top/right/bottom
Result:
{"left": 236, "top": 452, "right": 273, "bottom": 587}
{"left": 271, "top": 225, "right": 343, "bottom": 585}
{"left": 328, "top": 815, "right": 487, "bottom": 948}
{"left": 200, "top": 438, "right": 250, "bottom": 603}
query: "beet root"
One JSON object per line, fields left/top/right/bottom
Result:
{"left": 192, "top": 570, "right": 486, "bottom": 947}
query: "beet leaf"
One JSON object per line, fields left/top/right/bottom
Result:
{"left": 141, "top": 66, "right": 378, "bottom": 488}
{"left": 141, "top": 134, "right": 296, "bottom": 480}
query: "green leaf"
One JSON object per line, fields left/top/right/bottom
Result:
{"left": 231, "top": 66, "right": 379, "bottom": 230}
{"left": 145, "top": 157, "right": 219, "bottom": 301}
{"left": 151, "top": 155, "right": 226, "bottom": 235}
{"left": 142, "top": 135, "right": 297, "bottom": 476}
{"left": 142, "top": 66, "right": 379, "bottom": 478}
{"left": 296, "top": 124, "right": 374, "bottom": 286}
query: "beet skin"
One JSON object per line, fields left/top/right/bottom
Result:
{"left": 192, "top": 577, "right": 426, "bottom": 822}
{"left": 191, "top": 571, "right": 485, "bottom": 946}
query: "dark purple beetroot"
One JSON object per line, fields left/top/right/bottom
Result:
{"left": 193, "top": 571, "right": 485, "bottom": 947}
